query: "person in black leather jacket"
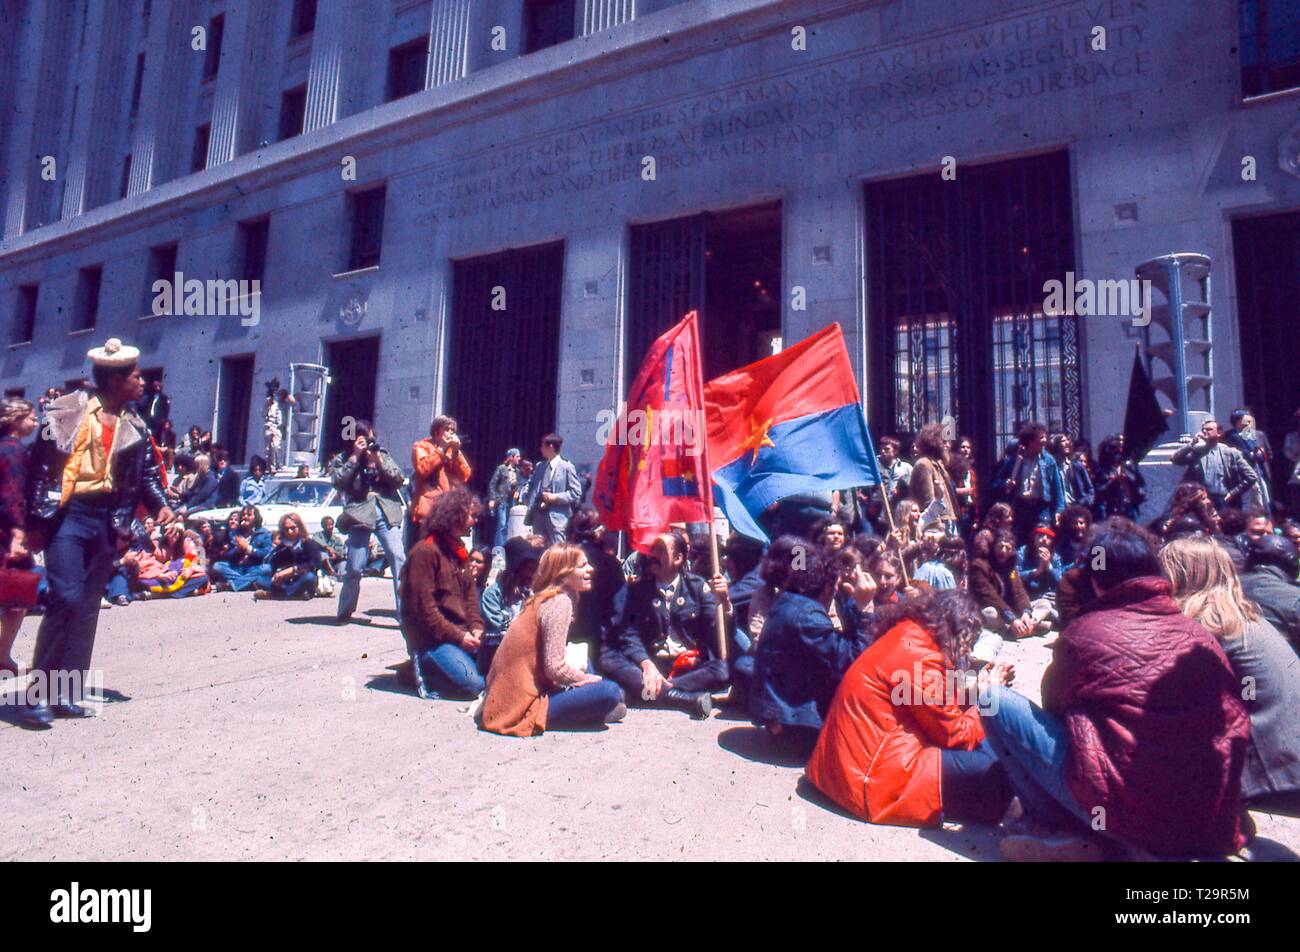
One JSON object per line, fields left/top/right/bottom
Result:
{"left": 599, "top": 529, "right": 730, "bottom": 719}
{"left": 22, "top": 338, "right": 173, "bottom": 729}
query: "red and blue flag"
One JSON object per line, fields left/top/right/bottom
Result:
{"left": 594, "top": 312, "right": 713, "bottom": 553}
{"left": 703, "top": 323, "right": 880, "bottom": 541}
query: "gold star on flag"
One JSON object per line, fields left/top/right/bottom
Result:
{"left": 738, "top": 417, "right": 775, "bottom": 463}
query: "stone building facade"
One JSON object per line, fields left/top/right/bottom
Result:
{"left": 1, "top": 0, "right": 1298, "bottom": 484}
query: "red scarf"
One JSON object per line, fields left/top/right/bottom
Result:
{"left": 429, "top": 533, "right": 469, "bottom": 563}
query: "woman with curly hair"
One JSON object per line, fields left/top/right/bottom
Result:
{"left": 479, "top": 544, "right": 625, "bottom": 736}
{"left": 806, "top": 589, "right": 1015, "bottom": 828}
{"left": 749, "top": 544, "right": 875, "bottom": 753}
{"left": 398, "top": 487, "right": 487, "bottom": 699}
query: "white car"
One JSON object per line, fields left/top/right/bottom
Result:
{"left": 186, "top": 478, "right": 344, "bottom": 536}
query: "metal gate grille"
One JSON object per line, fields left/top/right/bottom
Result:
{"left": 627, "top": 215, "right": 705, "bottom": 386}
{"left": 866, "top": 151, "right": 1079, "bottom": 464}
{"left": 448, "top": 241, "right": 564, "bottom": 492}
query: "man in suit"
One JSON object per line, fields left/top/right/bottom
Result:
{"left": 523, "top": 432, "right": 583, "bottom": 544}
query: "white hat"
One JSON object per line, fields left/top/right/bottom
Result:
{"left": 87, "top": 337, "right": 140, "bottom": 368}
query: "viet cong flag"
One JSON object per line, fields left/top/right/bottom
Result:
{"left": 704, "top": 323, "right": 881, "bottom": 542}
{"left": 594, "top": 311, "right": 713, "bottom": 553}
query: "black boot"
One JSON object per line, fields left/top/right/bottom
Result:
{"left": 662, "top": 687, "right": 712, "bottom": 720}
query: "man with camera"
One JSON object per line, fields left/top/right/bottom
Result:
{"left": 329, "top": 420, "right": 406, "bottom": 624}
{"left": 410, "top": 415, "right": 471, "bottom": 546}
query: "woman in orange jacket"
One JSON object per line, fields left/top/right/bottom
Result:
{"left": 805, "top": 589, "right": 1015, "bottom": 828}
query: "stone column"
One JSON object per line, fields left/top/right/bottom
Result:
{"left": 302, "top": 0, "right": 349, "bottom": 131}
{"left": 426, "top": 0, "right": 472, "bottom": 88}
{"left": 61, "top": 0, "right": 131, "bottom": 218}
{"left": 205, "top": 0, "right": 254, "bottom": 166}
{"left": 580, "top": 0, "right": 636, "bottom": 35}
{"left": 128, "top": 0, "right": 199, "bottom": 193}
{"left": 2, "top": 0, "right": 50, "bottom": 237}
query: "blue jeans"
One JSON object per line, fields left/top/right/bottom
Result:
{"left": 492, "top": 503, "right": 509, "bottom": 548}
{"left": 213, "top": 561, "right": 271, "bottom": 592}
{"left": 940, "top": 739, "right": 1012, "bottom": 824}
{"left": 337, "top": 518, "right": 405, "bottom": 621}
{"left": 414, "top": 643, "right": 485, "bottom": 699}
{"left": 31, "top": 498, "right": 120, "bottom": 704}
{"left": 547, "top": 679, "right": 624, "bottom": 729}
{"left": 980, "top": 685, "right": 1090, "bottom": 831}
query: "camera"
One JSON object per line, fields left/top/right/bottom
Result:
{"left": 365, "top": 437, "right": 381, "bottom": 453}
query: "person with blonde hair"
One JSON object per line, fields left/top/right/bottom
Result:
{"left": 1160, "top": 536, "right": 1300, "bottom": 814}
{"left": 480, "top": 544, "right": 625, "bottom": 736}
{"left": 0, "top": 398, "right": 37, "bottom": 675}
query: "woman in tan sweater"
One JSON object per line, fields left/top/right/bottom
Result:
{"left": 480, "top": 545, "right": 626, "bottom": 736}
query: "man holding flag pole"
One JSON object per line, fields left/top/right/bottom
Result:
{"left": 594, "top": 312, "right": 732, "bottom": 719}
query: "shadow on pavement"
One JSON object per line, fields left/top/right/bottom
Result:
{"left": 717, "top": 725, "right": 812, "bottom": 768}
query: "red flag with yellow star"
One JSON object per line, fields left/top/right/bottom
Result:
{"left": 593, "top": 311, "right": 713, "bottom": 553}
{"left": 703, "top": 323, "right": 881, "bottom": 541}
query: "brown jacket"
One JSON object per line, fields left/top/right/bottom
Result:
{"left": 398, "top": 533, "right": 484, "bottom": 656}
{"left": 968, "top": 557, "right": 1031, "bottom": 622}
{"left": 480, "top": 598, "right": 550, "bottom": 737}
{"left": 411, "top": 438, "right": 472, "bottom": 523}
{"left": 909, "top": 456, "right": 957, "bottom": 523}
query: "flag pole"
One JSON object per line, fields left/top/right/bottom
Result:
{"left": 879, "top": 483, "right": 911, "bottom": 585}
{"left": 708, "top": 526, "right": 728, "bottom": 662}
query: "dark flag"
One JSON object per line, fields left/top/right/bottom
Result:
{"left": 1122, "top": 346, "right": 1168, "bottom": 462}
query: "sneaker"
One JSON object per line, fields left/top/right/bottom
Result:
{"left": 99, "top": 598, "right": 112, "bottom": 609}
{"left": 112, "top": 595, "right": 130, "bottom": 607}
{"left": 605, "top": 702, "right": 627, "bottom": 724}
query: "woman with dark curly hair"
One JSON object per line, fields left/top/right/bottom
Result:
{"left": 398, "top": 487, "right": 487, "bottom": 699}
{"left": 748, "top": 544, "right": 875, "bottom": 753}
{"left": 806, "top": 589, "right": 1015, "bottom": 828}
{"left": 1095, "top": 434, "right": 1145, "bottom": 521}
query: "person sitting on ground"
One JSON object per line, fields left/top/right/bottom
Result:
{"left": 912, "top": 526, "right": 957, "bottom": 590}
{"left": 889, "top": 498, "right": 924, "bottom": 572}
{"left": 212, "top": 449, "right": 241, "bottom": 508}
{"left": 749, "top": 544, "right": 875, "bottom": 754}
{"left": 124, "top": 521, "right": 209, "bottom": 599}
{"left": 1160, "top": 536, "right": 1300, "bottom": 816}
{"left": 805, "top": 589, "right": 1015, "bottom": 828}
{"left": 938, "top": 536, "right": 969, "bottom": 590}
{"left": 1016, "top": 527, "right": 1064, "bottom": 601}
{"left": 210, "top": 506, "right": 273, "bottom": 592}
{"left": 1150, "top": 482, "right": 1221, "bottom": 538}
{"left": 719, "top": 533, "right": 764, "bottom": 650}
{"left": 566, "top": 506, "right": 625, "bottom": 657}
{"left": 1239, "top": 534, "right": 1300, "bottom": 650}
{"left": 812, "top": 513, "right": 850, "bottom": 552}
{"left": 867, "top": 549, "right": 911, "bottom": 606}
{"left": 180, "top": 453, "right": 220, "bottom": 512}
{"left": 311, "top": 515, "right": 346, "bottom": 576}
{"left": 969, "top": 530, "right": 1037, "bottom": 638}
{"left": 1055, "top": 504, "right": 1092, "bottom": 568}
{"left": 731, "top": 534, "right": 803, "bottom": 704}
{"left": 254, "top": 513, "right": 326, "bottom": 600}
{"left": 239, "top": 456, "right": 269, "bottom": 507}
{"left": 981, "top": 519, "right": 1251, "bottom": 861}
{"left": 479, "top": 536, "right": 543, "bottom": 674}
{"left": 479, "top": 545, "right": 626, "bottom": 736}
{"left": 398, "top": 487, "right": 486, "bottom": 700}
{"left": 599, "top": 529, "right": 729, "bottom": 719}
